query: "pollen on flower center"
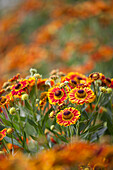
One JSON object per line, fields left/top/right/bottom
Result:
{"left": 55, "top": 90, "right": 62, "bottom": 97}
{"left": 92, "top": 73, "right": 100, "bottom": 79}
{"left": 106, "top": 78, "right": 111, "bottom": 84}
{"left": 89, "top": 72, "right": 100, "bottom": 80}
{"left": 15, "top": 83, "right": 21, "bottom": 89}
{"left": 76, "top": 89, "right": 86, "bottom": 98}
{"left": 71, "top": 80, "right": 77, "bottom": 85}
{"left": 63, "top": 110, "right": 73, "bottom": 120}
{"left": 0, "top": 97, "right": 6, "bottom": 103}
{"left": 77, "top": 76, "right": 82, "bottom": 80}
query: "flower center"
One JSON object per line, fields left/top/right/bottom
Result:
{"left": 55, "top": 90, "right": 62, "bottom": 97}
{"left": 0, "top": 97, "right": 6, "bottom": 104}
{"left": 90, "top": 72, "right": 100, "bottom": 80}
{"left": 76, "top": 89, "right": 86, "bottom": 98}
{"left": 15, "top": 83, "right": 21, "bottom": 89}
{"left": 71, "top": 80, "right": 77, "bottom": 85}
{"left": 106, "top": 78, "right": 111, "bottom": 85}
{"left": 63, "top": 110, "right": 73, "bottom": 120}
{"left": 77, "top": 76, "right": 82, "bottom": 80}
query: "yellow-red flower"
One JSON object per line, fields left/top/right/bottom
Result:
{"left": 11, "top": 79, "right": 29, "bottom": 96}
{"left": 56, "top": 107, "right": 80, "bottom": 126}
{"left": 37, "top": 79, "right": 54, "bottom": 91}
{"left": 69, "top": 87, "right": 95, "bottom": 105}
{"left": 0, "top": 128, "right": 7, "bottom": 141}
{"left": 48, "top": 86, "right": 68, "bottom": 105}
{"left": 66, "top": 72, "right": 88, "bottom": 84}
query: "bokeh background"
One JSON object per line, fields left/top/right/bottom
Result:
{"left": 0, "top": 0, "right": 113, "bottom": 85}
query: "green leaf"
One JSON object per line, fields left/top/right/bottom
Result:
{"left": 29, "top": 86, "right": 35, "bottom": 99}
{"left": 42, "top": 107, "right": 53, "bottom": 128}
{"left": 25, "top": 100, "right": 33, "bottom": 111}
{"left": 24, "top": 122, "right": 36, "bottom": 136}
{"left": 27, "top": 118, "right": 43, "bottom": 134}
{"left": 91, "top": 127, "right": 107, "bottom": 142}
{"left": 4, "top": 136, "right": 22, "bottom": 148}
{"left": 30, "top": 135, "right": 38, "bottom": 141}
{"left": 0, "top": 115, "right": 12, "bottom": 126}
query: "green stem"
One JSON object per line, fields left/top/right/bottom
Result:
{"left": 92, "top": 93, "right": 102, "bottom": 126}
{"left": 69, "top": 126, "right": 73, "bottom": 142}
{"left": 4, "top": 105, "right": 23, "bottom": 144}
{"left": 76, "top": 120, "right": 79, "bottom": 136}
{"left": 11, "top": 134, "right": 14, "bottom": 155}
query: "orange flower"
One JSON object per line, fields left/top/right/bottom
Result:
{"left": 56, "top": 107, "right": 80, "bottom": 126}
{"left": 0, "top": 129, "right": 7, "bottom": 141}
{"left": 69, "top": 87, "right": 95, "bottom": 105}
{"left": 48, "top": 86, "right": 68, "bottom": 105}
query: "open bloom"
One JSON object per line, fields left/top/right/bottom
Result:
{"left": 56, "top": 107, "right": 80, "bottom": 126}
{"left": 69, "top": 87, "right": 95, "bottom": 105}
{"left": 48, "top": 86, "right": 68, "bottom": 105}
{"left": 11, "top": 79, "right": 29, "bottom": 96}
{"left": 0, "top": 128, "right": 7, "bottom": 141}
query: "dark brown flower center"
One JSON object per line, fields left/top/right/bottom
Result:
{"left": 15, "top": 83, "right": 21, "bottom": 89}
{"left": 0, "top": 97, "right": 6, "bottom": 104}
{"left": 77, "top": 76, "right": 82, "bottom": 80}
{"left": 63, "top": 111, "right": 70, "bottom": 116}
{"left": 71, "top": 80, "right": 77, "bottom": 85}
{"left": 63, "top": 110, "right": 73, "bottom": 120}
{"left": 106, "top": 78, "right": 111, "bottom": 84}
{"left": 76, "top": 89, "right": 86, "bottom": 98}
{"left": 89, "top": 72, "right": 100, "bottom": 80}
{"left": 78, "top": 90, "right": 84, "bottom": 93}
{"left": 55, "top": 90, "right": 62, "bottom": 97}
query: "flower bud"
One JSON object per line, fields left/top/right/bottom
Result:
{"left": 50, "top": 75, "right": 59, "bottom": 80}
{"left": 30, "top": 68, "right": 37, "bottom": 76}
{"left": 49, "top": 111, "right": 56, "bottom": 119}
{"left": 34, "top": 73, "right": 42, "bottom": 79}
{"left": 50, "top": 125, "right": 55, "bottom": 130}
{"left": 21, "top": 94, "right": 28, "bottom": 100}
{"left": 45, "top": 80, "right": 51, "bottom": 87}
{"left": 100, "top": 87, "right": 107, "bottom": 93}
{"left": 9, "top": 107, "right": 16, "bottom": 115}
{"left": 2, "top": 82, "right": 10, "bottom": 89}
{"left": 7, "top": 128, "right": 14, "bottom": 134}
{"left": 36, "top": 99, "right": 39, "bottom": 103}
{"left": 64, "top": 81, "right": 69, "bottom": 85}
{"left": 106, "top": 88, "right": 112, "bottom": 93}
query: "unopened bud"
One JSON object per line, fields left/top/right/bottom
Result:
{"left": 100, "top": 87, "right": 107, "bottom": 93}
{"left": 64, "top": 81, "right": 69, "bottom": 85}
{"left": 60, "top": 83, "right": 66, "bottom": 88}
{"left": 21, "top": 94, "right": 28, "bottom": 100}
{"left": 106, "top": 88, "right": 112, "bottom": 93}
{"left": 45, "top": 80, "right": 51, "bottom": 87}
{"left": 30, "top": 68, "right": 37, "bottom": 76}
{"left": 50, "top": 75, "right": 59, "bottom": 80}
{"left": 7, "top": 128, "right": 14, "bottom": 134}
{"left": 36, "top": 99, "right": 39, "bottom": 103}
{"left": 50, "top": 125, "right": 55, "bottom": 130}
{"left": 2, "top": 82, "right": 10, "bottom": 89}
{"left": 49, "top": 111, "right": 56, "bottom": 119}
{"left": 9, "top": 107, "right": 16, "bottom": 115}
{"left": 34, "top": 73, "right": 42, "bottom": 79}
